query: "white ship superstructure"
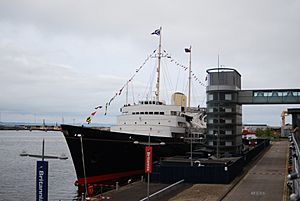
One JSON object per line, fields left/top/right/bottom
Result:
{"left": 111, "top": 100, "right": 187, "bottom": 137}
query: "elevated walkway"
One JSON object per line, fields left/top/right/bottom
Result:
{"left": 238, "top": 89, "right": 300, "bottom": 104}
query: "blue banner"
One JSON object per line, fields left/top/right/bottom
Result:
{"left": 36, "top": 161, "right": 48, "bottom": 201}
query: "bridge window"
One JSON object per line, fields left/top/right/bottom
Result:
{"left": 287, "top": 91, "right": 296, "bottom": 96}
{"left": 178, "top": 122, "right": 186, "bottom": 127}
{"left": 254, "top": 92, "right": 264, "bottom": 97}
{"left": 265, "top": 92, "right": 272, "bottom": 96}
{"left": 283, "top": 91, "right": 300, "bottom": 96}
{"left": 149, "top": 112, "right": 153, "bottom": 115}
{"left": 160, "top": 112, "right": 165, "bottom": 115}
{"left": 171, "top": 111, "right": 177, "bottom": 116}
{"left": 140, "top": 112, "right": 144, "bottom": 115}
{"left": 154, "top": 112, "right": 159, "bottom": 115}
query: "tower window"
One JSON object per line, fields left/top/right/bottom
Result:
{"left": 225, "top": 94, "right": 232, "bottom": 100}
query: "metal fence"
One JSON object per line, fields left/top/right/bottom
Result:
{"left": 289, "top": 132, "right": 300, "bottom": 200}
{"left": 152, "top": 139, "right": 269, "bottom": 184}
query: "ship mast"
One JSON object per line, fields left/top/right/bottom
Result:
{"left": 188, "top": 45, "right": 192, "bottom": 108}
{"left": 155, "top": 27, "right": 162, "bottom": 102}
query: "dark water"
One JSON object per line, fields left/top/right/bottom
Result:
{"left": 0, "top": 130, "right": 77, "bottom": 201}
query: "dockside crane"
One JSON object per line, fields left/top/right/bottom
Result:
{"left": 281, "top": 110, "right": 289, "bottom": 136}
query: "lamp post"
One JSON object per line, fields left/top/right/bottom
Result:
{"left": 79, "top": 134, "right": 88, "bottom": 199}
{"left": 133, "top": 128, "right": 166, "bottom": 201}
{"left": 190, "top": 127, "right": 193, "bottom": 167}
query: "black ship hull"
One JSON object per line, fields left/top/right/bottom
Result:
{"left": 61, "top": 124, "right": 189, "bottom": 187}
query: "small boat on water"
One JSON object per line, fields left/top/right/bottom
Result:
{"left": 61, "top": 28, "right": 206, "bottom": 190}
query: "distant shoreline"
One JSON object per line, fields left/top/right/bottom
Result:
{"left": 0, "top": 125, "right": 61, "bottom": 131}
{"left": 0, "top": 123, "right": 112, "bottom": 131}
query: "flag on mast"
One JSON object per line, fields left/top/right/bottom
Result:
{"left": 151, "top": 28, "right": 160, "bottom": 35}
{"left": 184, "top": 47, "right": 191, "bottom": 53}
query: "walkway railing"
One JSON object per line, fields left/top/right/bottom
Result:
{"left": 289, "top": 132, "right": 300, "bottom": 199}
{"left": 139, "top": 179, "right": 184, "bottom": 201}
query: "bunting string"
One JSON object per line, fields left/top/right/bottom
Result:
{"left": 85, "top": 47, "right": 207, "bottom": 124}
{"left": 163, "top": 49, "right": 207, "bottom": 87}
{"left": 106, "top": 49, "right": 157, "bottom": 109}
{"left": 86, "top": 106, "right": 102, "bottom": 124}
{"left": 85, "top": 49, "right": 157, "bottom": 123}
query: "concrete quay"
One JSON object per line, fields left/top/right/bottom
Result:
{"left": 89, "top": 140, "right": 288, "bottom": 201}
{"left": 170, "top": 140, "right": 289, "bottom": 201}
{"left": 221, "top": 140, "right": 289, "bottom": 201}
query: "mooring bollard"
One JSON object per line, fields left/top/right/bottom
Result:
{"left": 81, "top": 192, "right": 85, "bottom": 201}
{"left": 116, "top": 182, "right": 119, "bottom": 191}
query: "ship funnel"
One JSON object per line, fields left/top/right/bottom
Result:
{"left": 171, "top": 92, "right": 187, "bottom": 107}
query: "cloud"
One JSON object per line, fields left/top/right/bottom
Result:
{"left": 0, "top": 0, "right": 299, "bottom": 125}
{"left": 0, "top": 36, "right": 130, "bottom": 115}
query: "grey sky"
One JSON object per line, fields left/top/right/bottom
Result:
{"left": 0, "top": 0, "right": 299, "bottom": 126}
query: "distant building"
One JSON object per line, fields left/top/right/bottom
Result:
{"left": 243, "top": 124, "right": 268, "bottom": 131}
{"left": 242, "top": 124, "right": 268, "bottom": 140}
